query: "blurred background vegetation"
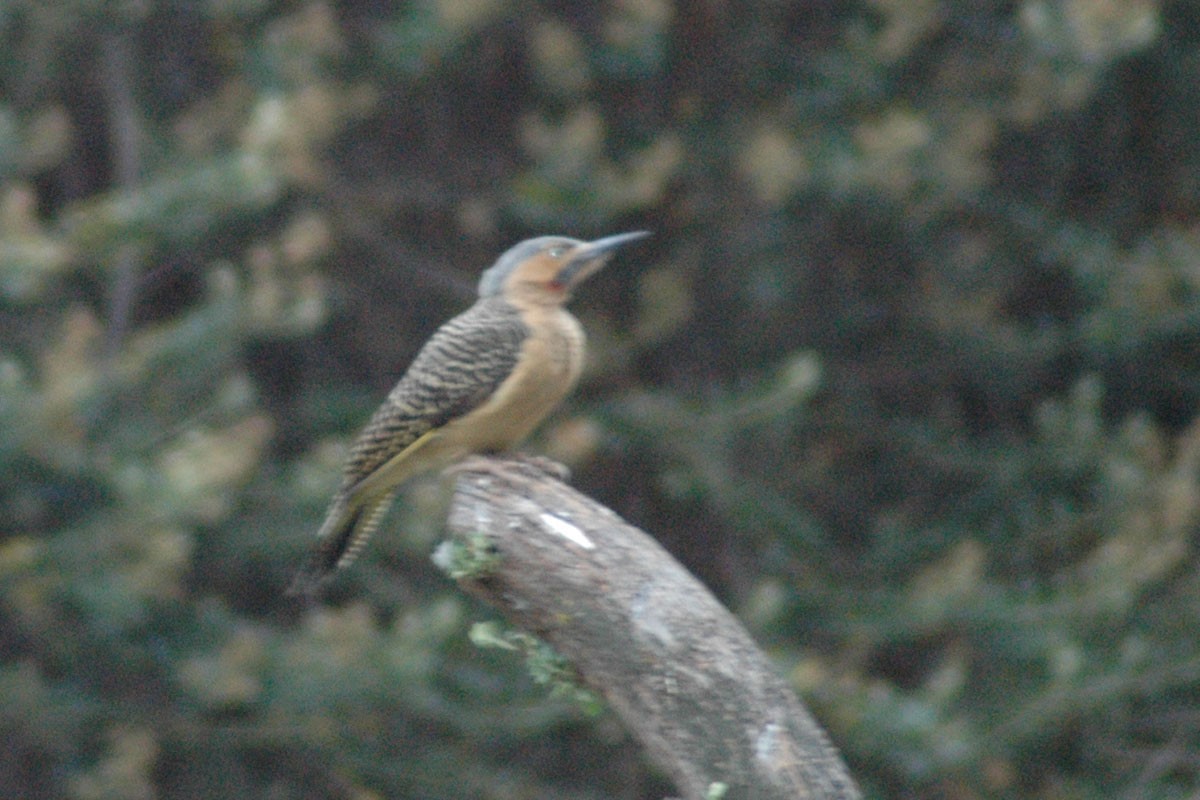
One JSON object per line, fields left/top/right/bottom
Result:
{"left": 2, "top": 1, "right": 1199, "bottom": 798}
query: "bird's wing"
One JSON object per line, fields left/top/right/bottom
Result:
{"left": 342, "top": 298, "right": 529, "bottom": 497}
{"left": 288, "top": 299, "right": 528, "bottom": 596}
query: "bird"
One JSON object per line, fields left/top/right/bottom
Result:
{"left": 288, "top": 231, "right": 650, "bottom": 597}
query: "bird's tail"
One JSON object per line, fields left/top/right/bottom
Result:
{"left": 286, "top": 491, "right": 396, "bottom": 598}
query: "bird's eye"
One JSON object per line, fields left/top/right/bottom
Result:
{"left": 547, "top": 246, "right": 566, "bottom": 258}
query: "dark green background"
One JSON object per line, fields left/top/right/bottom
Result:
{"left": 2, "top": 1, "right": 1199, "bottom": 798}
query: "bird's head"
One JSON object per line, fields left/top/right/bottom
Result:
{"left": 478, "top": 231, "right": 650, "bottom": 304}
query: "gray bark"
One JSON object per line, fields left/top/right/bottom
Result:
{"left": 441, "top": 456, "right": 861, "bottom": 800}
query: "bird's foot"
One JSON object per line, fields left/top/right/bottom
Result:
{"left": 444, "top": 454, "right": 509, "bottom": 479}
{"left": 445, "top": 453, "right": 570, "bottom": 483}
{"left": 507, "top": 452, "right": 571, "bottom": 481}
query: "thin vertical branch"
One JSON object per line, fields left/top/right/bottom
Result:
{"left": 101, "top": 28, "right": 143, "bottom": 363}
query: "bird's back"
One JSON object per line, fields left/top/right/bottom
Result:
{"left": 341, "top": 295, "right": 532, "bottom": 496}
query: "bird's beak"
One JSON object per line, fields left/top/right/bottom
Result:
{"left": 556, "top": 231, "right": 651, "bottom": 289}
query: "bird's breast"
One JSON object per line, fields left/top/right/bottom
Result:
{"left": 442, "top": 309, "right": 585, "bottom": 451}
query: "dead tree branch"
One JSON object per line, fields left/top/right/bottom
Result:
{"left": 441, "top": 456, "right": 860, "bottom": 800}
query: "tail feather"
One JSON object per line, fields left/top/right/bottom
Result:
{"left": 287, "top": 492, "right": 396, "bottom": 598}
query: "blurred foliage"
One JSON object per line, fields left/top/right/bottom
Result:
{"left": 2, "top": 0, "right": 1200, "bottom": 798}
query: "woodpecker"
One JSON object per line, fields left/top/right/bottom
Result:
{"left": 288, "top": 231, "right": 650, "bottom": 597}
